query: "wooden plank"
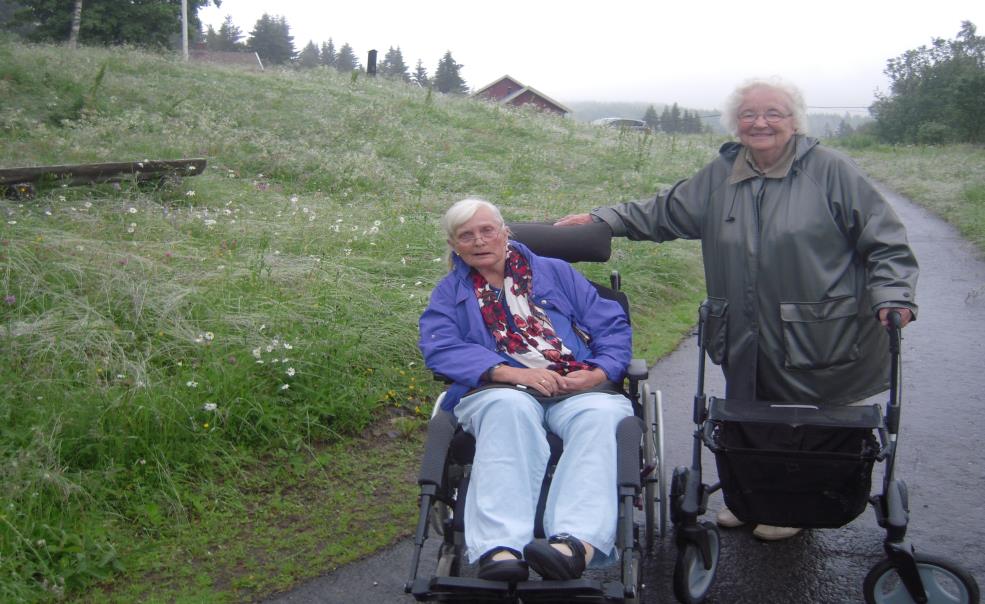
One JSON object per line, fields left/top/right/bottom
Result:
{"left": 0, "top": 158, "right": 207, "bottom": 186}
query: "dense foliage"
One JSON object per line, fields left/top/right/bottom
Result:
{"left": 7, "top": 0, "right": 215, "bottom": 47}
{"left": 871, "top": 21, "right": 985, "bottom": 144}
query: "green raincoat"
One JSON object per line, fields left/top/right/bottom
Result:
{"left": 593, "top": 135, "right": 918, "bottom": 405}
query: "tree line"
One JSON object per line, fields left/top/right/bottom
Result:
{"left": 0, "top": 2, "right": 470, "bottom": 95}
{"left": 207, "top": 14, "right": 468, "bottom": 94}
{"left": 641, "top": 103, "right": 707, "bottom": 134}
{"left": 871, "top": 21, "right": 984, "bottom": 144}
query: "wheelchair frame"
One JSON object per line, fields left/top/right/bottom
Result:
{"left": 404, "top": 222, "right": 668, "bottom": 603}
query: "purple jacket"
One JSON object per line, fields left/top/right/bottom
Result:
{"left": 419, "top": 241, "right": 632, "bottom": 410}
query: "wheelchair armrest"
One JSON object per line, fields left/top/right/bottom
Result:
{"left": 418, "top": 410, "right": 457, "bottom": 487}
{"left": 626, "top": 359, "right": 649, "bottom": 382}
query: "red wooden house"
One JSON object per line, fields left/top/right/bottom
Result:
{"left": 472, "top": 75, "right": 572, "bottom": 116}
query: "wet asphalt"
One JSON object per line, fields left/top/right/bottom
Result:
{"left": 263, "top": 184, "right": 985, "bottom": 604}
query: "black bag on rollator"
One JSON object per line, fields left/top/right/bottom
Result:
{"left": 706, "top": 399, "right": 882, "bottom": 529}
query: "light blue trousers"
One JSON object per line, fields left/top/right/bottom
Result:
{"left": 453, "top": 387, "right": 634, "bottom": 564}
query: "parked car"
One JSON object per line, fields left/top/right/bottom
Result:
{"left": 591, "top": 117, "right": 651, "bottom": 132}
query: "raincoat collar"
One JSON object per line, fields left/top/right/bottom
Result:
{"left": 727, "top": 135, "right": 819, "bottom": 184}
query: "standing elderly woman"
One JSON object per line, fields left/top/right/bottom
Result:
{"left": 557, "top": 77, "right": 919, "bottom": 541}
{"left": 419, "top": 198, "right": 634, "bottom": 582}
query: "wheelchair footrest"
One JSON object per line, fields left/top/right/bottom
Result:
{"left": 410, "top": 575, "right": 515, "bottom": 602}
{"left": 517, "top": 578, "right": 627, "bottom": 603}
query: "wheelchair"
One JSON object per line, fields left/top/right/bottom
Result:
{"left": 668, "top": 302, "right": 980, "bottom": 604}
{"left": 405, "top": 221, "right": 668, "bottom": 603}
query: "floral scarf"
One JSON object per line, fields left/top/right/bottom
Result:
{"left": 473, "top": 245, "right": 592, "bottom": 375}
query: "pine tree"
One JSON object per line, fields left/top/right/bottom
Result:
{"left": 642, "top": 105, "right": 660, "bottom": 131}
{"left": 335, "top": 42, "right": 359, "bottom": 72}
{"left": 320, "top": 38, "right": 336, "bottom": 68}
{"left": 659, "top": 106, "right": 672, "bottom": 133}
{"left": 247, "top": 14, "right": 295, "bottom": 65}
{"left": 206, "top": 15, "right": 244, "bottom": 51}
{"left": 297, "top": 40, "right": 320, "bottom": 68}
{"left": 412, "top": 59, "right": 429, "bottom": 87}
{"left": 667, "top": 103, "right": 682, "bottom": 133}
{"left": 380, "top": 46, "right": 409, "bottom": 81}
{"left": 432, "top": 51, "right": 467, "bottom": 94}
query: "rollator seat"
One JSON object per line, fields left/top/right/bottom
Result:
{"left": 706, "top": 397, "right": 884, "bottom": 428}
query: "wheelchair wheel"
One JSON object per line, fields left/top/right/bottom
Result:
{"left": 434, "top": 541, "right": 462, "bottom": 577}
{"left": 642, "top": 384, "right": 667, "bottom": 551}
{"left": 430, "top": 500, "right": 450, "bottom": 536}
{"left": 863, "top": 553, "right": 980, "bottom": 604}
{"left": 673, "top": 521, "right": 720, "bottom": 604}
{"left": 623, "top": 546, "right": 645, "bottom": 604}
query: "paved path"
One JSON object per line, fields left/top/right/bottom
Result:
{"left": 265, "top": 184, "right": 985, "bottom": 603}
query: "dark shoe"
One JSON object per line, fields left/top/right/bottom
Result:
{"left": 477, "top": 547, "right": 529, "bottom": 582}
{"left": 523, "top": 533, "right": 587, "bottom": 580}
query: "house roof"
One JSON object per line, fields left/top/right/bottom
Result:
{"left": 473, "top": 75, "right": 572, "bottom": 114}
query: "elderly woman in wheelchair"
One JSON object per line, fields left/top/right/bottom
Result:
{"left": 418, "top": 198, "right": 635, "bottom": 584}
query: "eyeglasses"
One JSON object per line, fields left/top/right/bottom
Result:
{"left": 738, "top": 110, "right": 792, "bottom": 124}
{"left": 455, "top": 224, "right": 502, "bottom": 245}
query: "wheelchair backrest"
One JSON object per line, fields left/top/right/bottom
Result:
{"left": 507, "top": 221, "right": 628, "bottom": 321}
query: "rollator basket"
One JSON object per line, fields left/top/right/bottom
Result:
{"left": 705, "top": 398, "right": 882, "bottom": 529}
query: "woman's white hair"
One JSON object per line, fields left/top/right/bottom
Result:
{"left": 440, "top": 198, "right": 508, "bottom": 266}
{"left": 720, "top": 77, "right": 809, "bottom": 136}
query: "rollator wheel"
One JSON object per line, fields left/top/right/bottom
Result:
{"left": 672, "top": 522, "right": 720, "bottom": 604}
{"left": 863, "top": 553, "right": 980, "bottom": 604}
{"left": 642, "top": 384, "right": 668, "bottom": 550}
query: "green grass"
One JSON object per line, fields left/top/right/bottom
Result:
{"left": 0, "top": 39, "right": 714, "bottom": 602}
{"left": 838, "top": 142, "right": 985, "bottom": 254}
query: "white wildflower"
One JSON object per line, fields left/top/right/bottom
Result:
{"left": 286, "top": 367, "right": 295, "bottom": 377}
{"left": 279, "top": 384, "right": 290, "bottom": 391}
{"left": 203, "top": 402, "right": 217, "bottom": 412}
{"left": 186, "top": 380, "right": 198, "bottom": 388}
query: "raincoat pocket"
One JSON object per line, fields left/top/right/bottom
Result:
{"left": 780, "top": 296, "right": 860, "bottom": 370}
{"left": 702, "top": 297, "right": 729, "bottom": 366}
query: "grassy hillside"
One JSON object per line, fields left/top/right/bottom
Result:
{"left": 0, "top": 39, "right": 716, "bottom": 602}
{"left": 837, "top": 141, "right": 985, "bottom": 254}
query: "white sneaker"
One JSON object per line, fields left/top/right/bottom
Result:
{"left": 715, "top": 507, "right": 745, "bottom": 528}
{"left": 752, "top": 525, "right": 802, "bottom": 541}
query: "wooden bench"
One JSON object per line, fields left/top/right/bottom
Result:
{"left": 0, "top": 158, "right": 207, "bottom": 198}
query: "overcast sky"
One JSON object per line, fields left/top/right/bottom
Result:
{"left": 199, "top": 0, "right": 984, "bottom": 114}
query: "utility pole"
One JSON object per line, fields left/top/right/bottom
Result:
{"left": 181, "top": 0, "right": 189, "bottom": 61}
